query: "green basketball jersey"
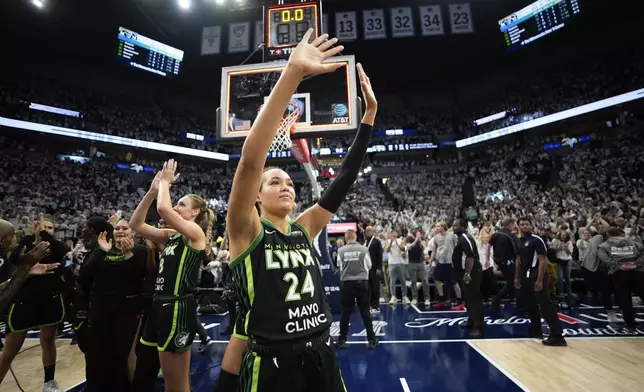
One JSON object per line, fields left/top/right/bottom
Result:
{"left": 155, "top": 234, "right": 203, "bottom": 297}
{"left": 231, "top": 218, "right": 332, "bottom": 342}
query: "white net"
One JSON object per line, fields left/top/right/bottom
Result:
{"left": 267, "top": 103, "right": 301, "bottom": 152}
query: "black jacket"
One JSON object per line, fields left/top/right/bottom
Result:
{"left": 10, "top": 230, "right": 68, "bottom": 299}
{"left": 364, "top": 236, "right": 383, "bottom": 270}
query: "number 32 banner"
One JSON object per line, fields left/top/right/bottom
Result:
{"left": 449, "top": 3, "right": 474, "bottom": 34}
{"left": 390, "top": 7, "right": 415, "bottom": 38}
{"left": 335, "top": 12, "right": 358, "bottom": 41}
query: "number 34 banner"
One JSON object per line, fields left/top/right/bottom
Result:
{"left": 449, "top": 3, "right": 474, "bottom": 34}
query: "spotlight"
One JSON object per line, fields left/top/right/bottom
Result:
{"left": 31, "top": 0, "right": 44, "bottom": 9}
{"left": 216, "top": 0, "right": 225, "bottom": 5}
{"left": 178, "top": 0, "right": 191, "bottom": 10}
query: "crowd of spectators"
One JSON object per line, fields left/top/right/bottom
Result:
{"left": 1, "top": 46, "right": 642, "bottom": 156}
{"left": 2, "top": 117, "right": 643, "bottom": 244}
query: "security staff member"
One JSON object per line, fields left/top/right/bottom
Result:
{"left": 514, "top": 217, "right": 566, "bottom": 346}
{"left": 363, "top": 226, "right": 383, "bottom": 314}
{"left": 490, "top": 218, "right": 520, "bottom": 312}
{"left": 452, "top": 219, "right": 485, "bottom": 338}
{"left": 337, "top": 229, "right": 378, "bottom": 349}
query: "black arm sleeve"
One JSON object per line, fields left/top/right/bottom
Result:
{"left": 318, "top": 123, "right": 374, "bottom": 213}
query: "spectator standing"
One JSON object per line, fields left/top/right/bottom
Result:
{"left": 405, "top": 225, "right": 430, "bottom": 306}
{"left": 490, "top": 218, "right": 520, "bottom": 312}
{"left": 363, "top": 226, "right": 383, "bottom": 315}
{"left": 552, "top": 231, "right": 574, "bottom": 308}
{"left": 386, "top": 231, "right": 410, "bottom": 305}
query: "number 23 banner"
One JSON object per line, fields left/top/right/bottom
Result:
{"left": 449, "top": 3, "right": 474, "bottom": 34}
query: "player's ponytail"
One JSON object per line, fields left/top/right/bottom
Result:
{"left": 187, "top": 194, "right": 215, "bottom": 250}
{"left": 205, "top": 208, "right": 215, "bottom": 253}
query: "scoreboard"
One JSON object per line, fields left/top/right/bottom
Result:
{"left": 116, "top": 27, "right": 184, "bottom": 77}
{"left": 499, "top": 0, "right": 581, "bottom": 52}
{"left": 264, "top": 1, "right": 322, "bottom": 61}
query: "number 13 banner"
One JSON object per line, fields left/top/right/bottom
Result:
{"left": 335, "top": 12, "right": 358, "bottom": 41}
{"left": 449, "top": 3, "right": 474, "bottom": 34}
{"left": 390, "top": 7, "right": 415, "bottom": 38}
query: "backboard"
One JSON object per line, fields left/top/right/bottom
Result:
{"left": 217, "top": 55, "right": 360, "bottom": 141}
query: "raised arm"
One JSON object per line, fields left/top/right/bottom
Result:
{"left": 156, "top": 159, "right": 205, "bottom": 249}
{"left": 130, "top": 172, "right": 175, "bottom": 245}
{"left": 227, "top": 30, "right": 343, "bottom": 249}
{"left": 297, "top": 63, "right": 377, "bottom": 239}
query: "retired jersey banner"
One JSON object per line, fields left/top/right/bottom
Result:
{"left": 228, "top": 22, "right": 250, "bottom": 53}
{"left": 254, "top": 20, "right": 264, "bottom": 50}
{"left": 335, "top": 12, "right": 358, "bottom": 41}
{"left": 419, "top": 5, "right": 445, "bottom": 36}
{"left": 362, "top": 9, "right": 386, "bottom": 40}
{"left": 449, "top": 3, "right": 474, "bottom": 34}
{"left": 201, "top": 26, "right": 222, "bottom": 55}
{"left": 390, "top": 7, "right": 415, "bottom": 38}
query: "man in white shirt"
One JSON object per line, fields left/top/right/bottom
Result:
{"left": 386, "top": 231, "right": 410, "bottom": 305}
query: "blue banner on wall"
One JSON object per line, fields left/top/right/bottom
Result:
{"left": 313, "top": 227, "right": 341, "bottom": 313}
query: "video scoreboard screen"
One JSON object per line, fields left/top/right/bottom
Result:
{"left": 499, "top": 0, "right": 581, "bottom": 52}
{"left": 116, "top": 27, "right": 184, "bottom": 77}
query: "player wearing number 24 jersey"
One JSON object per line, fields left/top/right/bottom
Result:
{"left": 231, "top": 218, "right": 331, "bottom": 342}
{"left": 214, "top": 29, "right": 378, "bottom": 392}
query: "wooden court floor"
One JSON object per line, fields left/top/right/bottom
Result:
{"left": 3, "top": 337, "right": 644, "bottom": 391}
{"left": 471, "top": 338, "right": 644, "bottom": 392}
{"left": 0, "top": 339, "right": 85, "bottom": 392}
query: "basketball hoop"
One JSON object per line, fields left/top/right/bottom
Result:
{"left": 262, "top": 102, "right": 301, "bottom": 152}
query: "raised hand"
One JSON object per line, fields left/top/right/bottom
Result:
{"left": 118, "top": 237, "right": 135, "bottom": 254}
{"left": 149, "top": 171, "right": 163, "bottom": 195}
{"left": 97, "top": 231, "right": 112, "bottom": 252}
{"left": 357, "top": 63, "right": 377, "bottom": 112}
{"left": 108, "top": 211, "right": 120, "bottom": 227}
{"left": 20, "top": 241, "right": 51, "bottom": 265}
{"left": 29, "top": 262, "right": 60, "bottom": 276}
{"left": 287, "top": 29, "right": 344, "bottom": 77}
{"left": 161, "top": 159, "right": 181, "bottom": 185}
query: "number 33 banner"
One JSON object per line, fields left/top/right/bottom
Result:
{"left": 449, "top": 3, "right": 474, "bottom": 34}
{"left": 335, "top": 12, "right": 358, "bottom": 41}
{"left": 362, "top": 9, "right": 386, "bottom": 40}
{"left": 390, "top": 7, "right": 415, "bottom": 38}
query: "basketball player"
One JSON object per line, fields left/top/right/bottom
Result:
{"left": 0, "top": 219, "right": 58, "bottom": 311}
{"left": 130, "top": 164, "right": 215, "bottom": 392}
{"left": 0, "top": 216, "right": 68, "bottom": 392}
{"left": 514, "top": 217, "right": 567, "bottom": 346}
{"left": 80, "top": 221, "right": 147, "bottom": 392}
{"left": 214, "top": 30, "right": 377, "bottom": 392}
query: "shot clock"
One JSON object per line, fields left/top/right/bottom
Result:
{"left": 264, "top": 1, "right": 323, "bottom": 61}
